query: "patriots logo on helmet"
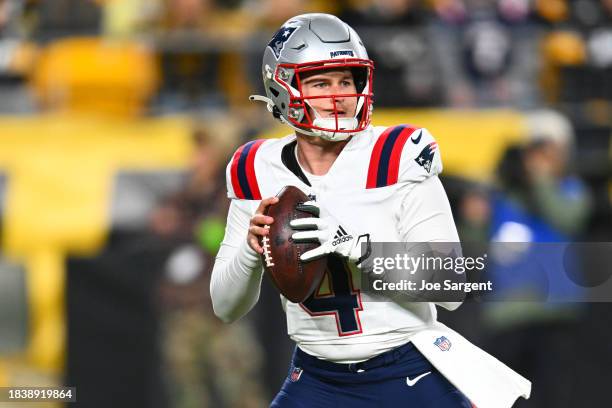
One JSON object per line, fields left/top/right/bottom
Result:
{"left": 268, "top": 26, "right": 298, "bottom": 59}
{"left": 415, "top": 142, "right": 437, "bottom": 173}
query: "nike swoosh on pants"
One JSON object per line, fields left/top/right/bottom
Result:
{"left": 406, "top": 371, "right": 432, "bottom": 386}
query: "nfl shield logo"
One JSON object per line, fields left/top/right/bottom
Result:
{"left": 290, "top": 367, "right": 303, "bottom": 382}
{"left": 434, "top": 336, "right": 452, "bottom": 351}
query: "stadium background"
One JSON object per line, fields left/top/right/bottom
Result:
{"left": 0, "top": 0, "right": 610, "bottom": 407}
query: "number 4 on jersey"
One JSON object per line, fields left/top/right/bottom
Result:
{"left": 300, "top": 257, "right": 363, "bottom": 336}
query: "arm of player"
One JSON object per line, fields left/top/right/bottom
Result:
{"left": 210, "top": 199, "right": 264, "bottom": 323}
{"left": 396, "top": 176, "right": 465, "bottom": 311}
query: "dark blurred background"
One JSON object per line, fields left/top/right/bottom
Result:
{"left": 0, "top": 0, "right": 610, "bottom": 407}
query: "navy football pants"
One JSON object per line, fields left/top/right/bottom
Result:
{"left": 271, "top": 342, "right": 472, "bottom": 407}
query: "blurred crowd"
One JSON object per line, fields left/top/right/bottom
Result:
{"left": 0, "top": 0, "right": 611, "bottom": 113}
{"left": 0, "top": 0, "right": 611, "bottom": 407}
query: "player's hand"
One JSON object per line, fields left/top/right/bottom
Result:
{"left": 247, "top": 196, "right": 279, "bottom": 254}
{"left": 289, "top": 201, "right": 371, "bottom": 264}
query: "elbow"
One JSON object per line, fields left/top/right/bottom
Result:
{"left": 211, "top": 296, "right": 238, "bottom": 324}
{"left": 432, "top": 270, "right": 467, "bottom": 309}
{"left": 436, "top": 301, "right": 464, "bottom": 311}
{"left": 210, "top": 282, "right": 237, "bottom": 324}
{"left": 213, "top": 307, "right": 236, "bottom": 324}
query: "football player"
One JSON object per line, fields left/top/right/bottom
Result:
{"left": 211, "top": 13, "right": 531, "bottom": 407}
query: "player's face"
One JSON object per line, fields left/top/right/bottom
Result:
{"left": 299, "top": 69, "right": 358, "bottom": 121}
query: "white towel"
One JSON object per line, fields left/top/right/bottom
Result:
{"left": 411, "top": 322, "right": 532, "bottom": 408}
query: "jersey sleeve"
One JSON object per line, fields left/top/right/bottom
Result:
{"left": 210, "top": 199, "right": 264, "bottom": 323}
{"left": 396, "top": 176, "right": 463, "bottom": 311}
{"left": 365, "top": 125, "right": 442, "bottom": 189}
{"left": 226, "top": 139, "right": 266, "bottom": 200}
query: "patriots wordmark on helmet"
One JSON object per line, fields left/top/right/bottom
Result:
{"left": 330, "top": 50, "right": 354, "bottom": 58}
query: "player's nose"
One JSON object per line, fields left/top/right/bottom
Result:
{"left": 330, "top": 82, "right": 346, "bottom": 95}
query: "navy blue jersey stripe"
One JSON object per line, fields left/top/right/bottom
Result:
{"left": 376, "top": 125, "right": 406, "bottom": 187}
{"left": 237, "top": 141, "right": 256, "bottom": 199}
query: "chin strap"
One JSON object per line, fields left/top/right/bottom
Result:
{"left": 249, "top": 95, "right": 275, "bottom": 113}
{"left": 249, "top": 94, "right": 293, "bottom": 125}
{"left": 250, "top": 94, "right": 302, "bottom": 132}
{"left": 304, "top": 99, "right": 359, "bottom": 141}
{"left": 249, "top": 94, "right": 361, "bottom": 141}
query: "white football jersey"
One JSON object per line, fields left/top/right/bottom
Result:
{"left": 222, "top": 124, "right": 458, "bottom": 363}
{"left": 213, "top": 124, "right": 532, "bottom": 405}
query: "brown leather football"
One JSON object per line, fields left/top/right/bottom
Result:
{"left": 259, "top": 186, "right": 327, "bottom": 303}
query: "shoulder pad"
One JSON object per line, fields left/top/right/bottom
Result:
{"left": 226, "top": 139, "right": 266, "bottom": 200}
{"left": 366, "top": 125, "right": 442, "bottom": 188}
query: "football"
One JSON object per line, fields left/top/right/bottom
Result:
{"left": 259, "top": 186, "right": 327, "bottom": 303}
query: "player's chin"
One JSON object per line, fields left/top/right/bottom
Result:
{"left": 305, "top": 135, "right": 338, "bottom": 146}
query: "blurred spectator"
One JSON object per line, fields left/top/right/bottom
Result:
{"left": 149, "top": 120, "right": 234, "bottom": 239}
{"left": 99, "top": 0, "right": 163, "bottom": 39}
{"left": 457, "top": 183, "right": 491, "bottom": 243}
{"left": 431, "top": 0, "right": 541, "bottom": 108}
{"left": 0, "top": 0, "right": 36, "bottom": 113}
{"left": 245, "top": 0, "right": 317, "bottom": 29}
{"left": 519, "top": 109, "right": 591, "bottom": 235}
{"left": 152, "top": 0, "right": 258, "bottom": 111}
{"left": 32, "top": 0, "right": 102, "bottom": 40}
{"left": 154, "top": 0, "right": 257, "bottom": 39}
{"left": 482, "top": 109, "right": 592, "bottom": 408}
{"left": 538, "top": 0, "right": 612, "bottom": 106}
{"left": 341, "top": 0, "right": 444, "bottom": 106}
{"left": 583, "top": 0, "right": 612, "bottom": 68}
{"left": 151, "top": 118, "right": 267, "bottom": 407}
{"left": 164, "top": 0, "right": 211, "bottom": 31}
{"left": 540, "top": 29, "right": 587, "bottom": 103}
{"left": 534, "top": 0, "right": 570, "bottom": 24}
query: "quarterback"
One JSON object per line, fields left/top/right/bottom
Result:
{"left": 211, "top": 13, "right": 531, "bottom": 407}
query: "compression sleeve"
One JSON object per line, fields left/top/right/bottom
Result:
{"left": 396, "top": 176, "right": 463, "bottom": 311}
{"left": 210, "top": 199, "right": 263, "bottom": 323}
{"left": 397, "top": 176, "right": 460, "bottom": 243}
